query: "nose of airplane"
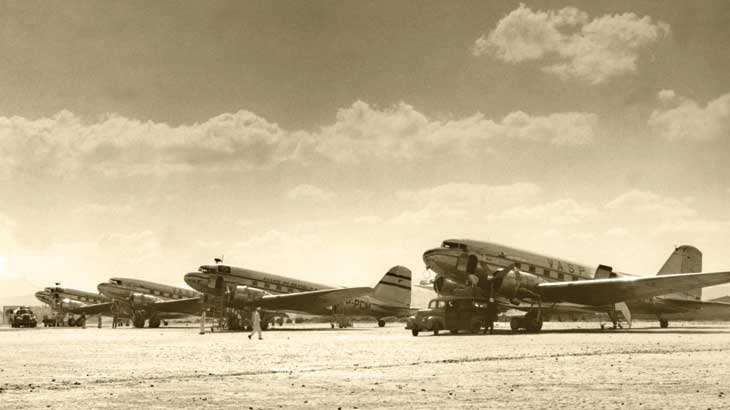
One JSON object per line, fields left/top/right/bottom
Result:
{"left": 97, "top": 283, "right": 122, "bottom": 299}
{"left": 422, "top": 247, "right": 460, "bottom": 275}
{"left": 184, "top": 272, "right": 208, "bottom": 293}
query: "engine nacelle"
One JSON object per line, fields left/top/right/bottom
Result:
{"left": 59, "top": 299, "right": 84, "bottom": 311}
{"left": 229, "top": 286, "right": 267, "bottom": 306}
{"left": 433, "top": 275, "right": 479, "bottom": 297}
{"left": 495, "top": 268, "right": 545, "bottom": 300}
{"left": 129, "top": 293, "right": 160, "bottom": 307}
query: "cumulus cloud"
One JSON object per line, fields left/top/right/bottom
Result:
{"left": 486, "top": 198, "right": 598, "bottom": 225}
{"left": 0, "top": 102, "right": 598, "bottom": 177}
{"left": 0, "top": 110, "right": 308, "bottom": 178}
{"left": 605, "top": 189, "right": 697, "bottom": 218}
{"left": 649, "top": 92, "right": 730, "bottom": 141}
{"left": 287, "top": 184, "right": 336, "bottom": 202}
{"left": 315, "top": 101, "right": 597, "bottom": 164}
{"left": 473, "top": 4, "right": 670, "bottom": 84}
{"left": 392, "top": 182, "right": 541, "bottom": 224}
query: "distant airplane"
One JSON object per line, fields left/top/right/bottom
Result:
{"left": 35, "top": 287, "right": 118, "bottom": 326}
{"left": 423, "top": 239, "right": 730, "bottom": 331}
{"left": 184, "top": 264, "right": 414, "bottom": 328}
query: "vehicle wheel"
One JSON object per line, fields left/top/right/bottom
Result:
{"left": 377, "top": 319, "right": 386, "bottom": 328}
{"left": 510, "top": 317, "right": 520, "bottom": 331}
{"left": 432, "top": 323, "right": 441, "bottom": 336}
{"left": 411, "top": 329, "right": 419, "bottom": 337}
{"left": 76, "top": 318, "right": 85, "bottom": 328}
{"left": 470, "top": 320, "right": 483, "bottom": 334}
{"left": 659, "top": 319, "right": 669, "bottom": 328}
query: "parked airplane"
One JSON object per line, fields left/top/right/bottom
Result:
{"left": 423, "top": 239, "right": 730, "bottom": 331}
{"left": 184, "top": 264, "right": 414, "bottom": 328}
{"left": 93, "top": 278, "right": 203, "bottom": 328}
{"left": 35, "top": 287, "right": 116, "bottom": 326}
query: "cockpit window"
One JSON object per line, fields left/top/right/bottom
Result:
{"left": 218, "top": 265, "right": 231, "bottom": 274}
{"left": 200, "top": 266, "right": 213, "bottom": 273}
{"left": 110, "top": 279, "right": 122, "bottom": 285}
{"left": 441, "top": 241, "right": 467, "bottom": 251}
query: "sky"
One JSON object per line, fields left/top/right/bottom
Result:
{"left": 1, "top": 1, "right": 729, "bottom": 301}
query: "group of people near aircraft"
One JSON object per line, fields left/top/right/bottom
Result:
{"left": 33, "top": 239, "right": 730, "bottom": 333}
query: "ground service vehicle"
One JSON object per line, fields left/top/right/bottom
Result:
{"left": 407, "top": 296, "right": 490, "bottom": 336}
{"left": 10, "top": 307, "right": 38, "bottom": 328}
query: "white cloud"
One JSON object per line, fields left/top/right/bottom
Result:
{"left": 0, "top": 110, "right": 307, "bottom": 178}
{"left": 657, "top": 89, "right": 677, "bottom": 103}
{"left": 392, "top": 182, "right": 541, "bottom": 224}
{"left": 474, "top": 4, "right": 670, "bottom": 84}
{"left": 315, "top": 101, "right": 597, "bottom": 164}
{"left": 287, "top": 184, "right": 336, "bottom": 202}
{"left": 605, "top": 189, "right": 697, "bottom": 218}
{"left": 0, "top": 102, "right": 598, "bottom": 177}
{"left": 486, "top": 198, "right": 598, "bottom": 225}
{"left": 72, "top": 202, "right": 134, "bottom": 216}
{"left": 649, "top": 92, "right": 730, "bottom": 141}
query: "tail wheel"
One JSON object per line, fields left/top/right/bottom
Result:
{"left": 659, "top": 319, "right": 669, "bottom": 328}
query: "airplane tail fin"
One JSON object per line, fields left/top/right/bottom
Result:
{"left": 657, "top": 245, "right": 702, "bottom": 301}
{"left": 373, "top": 266, "right": 412, "bottom": 307}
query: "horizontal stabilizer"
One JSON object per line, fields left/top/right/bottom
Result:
{"left": 538, "top": 271, "right": 730, "bottom": 306}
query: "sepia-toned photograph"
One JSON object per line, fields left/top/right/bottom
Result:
{"left": 1, "top": 1, "right": 729, "bottom": 409}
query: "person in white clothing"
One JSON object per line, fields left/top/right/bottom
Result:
{"left": 248, "top": 307, "right": 263, "bottom": 340}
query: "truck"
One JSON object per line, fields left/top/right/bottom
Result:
{"left": 10, "top": 306, "right": 38, "bottom": 328}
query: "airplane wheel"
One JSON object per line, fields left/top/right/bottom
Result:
{"left": 68, "top": 318, "right": 76, "bottom": 327}
{"left": 432, "top": 323, "right": 441, "bottom": 336}
{"left": 133, "top": 317, "right": 146, "bottom": 328}
{"left": 510, "top": 318, "right": 520, "bottom": 331}
{"left": 411, "top": 329, "right": 419, "bottom": 337}
{"left": 659, "top": 319, "right": 669, "bottom": 328}
{"left": 377, "top": 319, "right": 385, "bottom": 328}
{"left": 148, "top": 317, "right": 161, "bottom": 328}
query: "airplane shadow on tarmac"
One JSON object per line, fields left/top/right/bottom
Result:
{"left": 425, "top": 327, "right": 730, "bottom": 336}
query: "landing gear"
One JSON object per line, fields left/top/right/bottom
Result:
{"left": 68, "top": 317, "right": 76, "bottom": 327}
{"left": 132, "top": 315, "right": 146, "bottom": 328}
{"left": 148, "top": 315, "right": 161, "bottom": 328}
{"left": 509, "top": 309, "right": 543, "bottom": 332}
{"left": 377, "top": 319, "right": 386, "bottom": 328}
{"left": 659, "top": 318, "right": 669, "bottom": 328}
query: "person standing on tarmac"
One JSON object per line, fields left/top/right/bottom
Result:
{"left": 248, "top": 307, "right": 263, "bottom": 340}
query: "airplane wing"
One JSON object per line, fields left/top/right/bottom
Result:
{"left": 68, "top": 302, "right": 114, "bottom": 315}
{"left": 148, "top": 297, "right": 205, "bottom": 316}
{"left": 538, "top": 271, "right": 730, "bottom": 306}
{"left": 250, "top": 287, "right": 373, "bottom": 311}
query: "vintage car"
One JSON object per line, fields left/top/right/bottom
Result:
{"left": 10, "top": 307, "right": 38, "bottom": 328}
{"left": 406, "top": 296, "right": 491, "bottom": 336}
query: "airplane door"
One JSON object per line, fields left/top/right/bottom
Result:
{"left": 456, "top": 254, "right": 468, "bottom": 272}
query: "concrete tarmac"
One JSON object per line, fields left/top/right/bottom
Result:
{"left": 1, "top": 321, "right": 729, "bottom": 409}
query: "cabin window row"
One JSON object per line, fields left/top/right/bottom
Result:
{"left": 514, "top": 262, "right": 579, "bottom": 281}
